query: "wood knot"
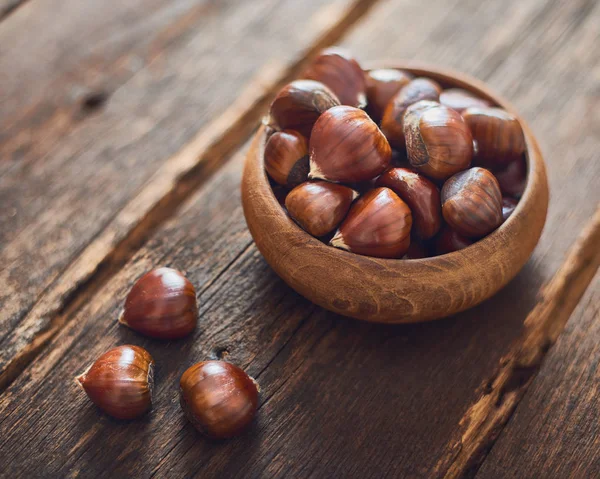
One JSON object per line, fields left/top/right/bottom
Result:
{"left": 81, "top": 91, "right": 109, "bottom": 112}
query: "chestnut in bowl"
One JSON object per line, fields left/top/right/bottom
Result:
{"left": 242, "top": 64, "right": 548, "bottom": 323}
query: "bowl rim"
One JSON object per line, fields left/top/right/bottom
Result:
{"left": 254, "top": 63, "right": 545, "bottom": 264}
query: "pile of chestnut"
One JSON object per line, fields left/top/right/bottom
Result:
{"left": 76, "top": 267, "right": 259, "bottom": 439}
{"left": 264, "top": 47, "right": 527, "bottom": 258}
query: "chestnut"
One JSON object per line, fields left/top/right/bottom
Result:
{"left": 264, "top": 130, "right": 309, "bottom": 188}
{"left": 404, "top": 101, "right": 473, "bottom": 181}
{"left": 439, "top": 88, "right": 491, "bottom": 114}
{"left": 462, "top": 107, "right": 526, "bottom": 168}
{"left": 309, "top": 105, "right": 391, "bottom": 183}
{"left": 75, "top": 345, "right": 154, "bottom": 419}
{"left": 119, "top": 267, "right": 198, "bottom": 339}
{"left": 365, "top": 68, "right": 413, "bottom": 122}
{"left": 502, "top": 196, "right": 519, "bottom": 221}
{"left": 267, "top": 80, "right": 340, "bottom": 138}
{"left": 302, "top": 47, "right": 366, "bottom": 108}
{"left": 376, "top": 167, "right": 441, "bottom": 239}
{"left": 494, "top": 156, "right": 527, "bottom": 198}
{"left": 435, "top": 226, "right": 473, "bottom": 255}
{"left": 380, "top": 77, "right": 442, "bottom": 149}
{"left": 441, "top": 167, "right": 503, "bottom": 237}
{"left": 330, "top": 187, "right": 412, "bottom": 258}
{"left": 285, "top": 181, "right": 358, "bottom": 237}
{"left": 180, "top": 360, "right": 259, "bottom": 439}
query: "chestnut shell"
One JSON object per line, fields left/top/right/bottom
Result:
{"left": 309, "top": 105, "right": 391, "bottom": 183}
{"left": 76, "top": 345, "right": 154, "bottom": 420}
{"left": 180, "top": 361, "right": 259, "bottom": 439}
{"left": 441, "top": 167, "right": 503, "bottom": 237}
{"left": 119, "top": 267, "right": 198, "bottom": 339}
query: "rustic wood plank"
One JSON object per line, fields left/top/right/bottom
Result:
{"left": 435, "top": 207, "right": 600, "bottom": 478}
{"left": 0, "top": 0, "right": 212, "bottom": 169}
{"left": 476, "top": 273, "right": 600, "bottom": 479}
{"left": 0, "top": 0, "right": 377, "bottom": 388}
{"left": 1, "top": 0, "right": 598, "bottom": 477}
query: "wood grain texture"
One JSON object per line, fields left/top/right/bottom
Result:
{"left": 477, "top": 274, "right": 600, "bottom": 479}
{"left": 0, "top": 0, "right": 377, "bottom": 389}
{"left": 434, "top": 206, "right": 600, "bottom": 478}
{"left": 1, "top": 0, "right": 599, "bottom": 477}
{"left": 0, "top": 0, "right": 210, "bottom": 169}
{"left": 243, "top": 65, "right": 549, "bottom": 322}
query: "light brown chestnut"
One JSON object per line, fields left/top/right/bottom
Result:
{"left": 285, "top": 181, "right": 358, "bottom": 237}
{"left": 180, "top": 360, "right": 259, "bottom": 439}
{"left": 462, "top": 107, "right": 526, "bottom": 168}
{"left": 441, "top": 167, "right": 503, "bottom": 237}
{"left": 267, "top": 80, "right": 340, "bottom": 138}
{"left": 309, "top": 105, "right": 391, "bottom": 183}
{"left": 330, "top": 187, "right": 412, "bottom": 258}
{"left": 494, "top": 156, "right": 527, "bottom": 198}
{"left": 119, "top": 267, "right": 198, "bottom": 339}
{"left": 435, "top": 226, "right": 473, "bottom": 255}
{"left": 380, "top": 77, "right": 442, "bottom": 149}
{"left": 264, "top": 130, "right": 309, "bottom": 188}
{"left": 404, "top": 101, "right": 473, "bottom": 181}
{"left": 439, "top": 88, "right": 491, "bottom": 113}
{"left": 302, "top": 47, "right": 366, "bottom": 108}
{"left": 75, "top": 345, "right": 154, "bottom": 419}
{"left": 502, "top": 196, "right": 519, "bottom": 221}
{"left": 365, "top": 69, "right": 413, "bottom": 122}
{"left": 376, "top": 167, "right": 441, "bottom": 239}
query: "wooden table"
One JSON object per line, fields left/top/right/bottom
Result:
{"left": 1, "top": 0, "right": 598, "bottom": 477}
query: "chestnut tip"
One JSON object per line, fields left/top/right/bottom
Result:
{"left": 329, "top": 231, "right": 348, "bottom": 251}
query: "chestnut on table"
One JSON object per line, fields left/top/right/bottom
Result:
{"left": 242, "top": 60, "right": 548, "bottom": 323}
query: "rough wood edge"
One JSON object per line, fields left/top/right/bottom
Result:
{"left": 0, "top": 0, "right": 381, "bottom": 394}
{"left": 433, "top": 204, "right": 600, "bottom": 479}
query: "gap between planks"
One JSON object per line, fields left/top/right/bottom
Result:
{"left": 433, "top": 204, "right": 600, "bottom": 479}
{"left": 0, "top": 0, "right": 381, "bottom": 394}
{"left": 0, "top": 0, "right": 27, "bottom": 22}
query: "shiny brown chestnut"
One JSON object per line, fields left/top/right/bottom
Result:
{"left": 439, "top": 88, "right": 491, "bottom": 114}
{"left": 267, "top": 80, "right": 340, "bottom": 138}
{"left": 365, "top": 68, "right": 413, "bottom": 122}
{"left": 495, "top": 156, "right": 527, "bottom": 198}
{"left": 285, "top": 181, "right": 358, "bottom": 237}
{"left": 180, "top": 360, "right": 259, "bottom": 439}
{"left": 404, "top": 101, "right": 473, "bottom": 181}
{"left": 302, "top": 47, "right": 366, "bottom": 108}
{"left": 441, "top": 167, "right": 503, "bottom": 237}
{"left": 309, "top": 105, "right": 391, "bottom": 183}
{"left": 435, "top": 226, "right": 473, "bottom": 255}
{"left": 75, "top": 345, "right": 154, "bottom": 419}
{"left": 119, "top": 267, "right": 198, "bottom": 339}
{"left": 376, "top": 167, "right": 441, "bottom": 239}
{"left": 264, "top": 130, "right": 309, "bottom": 188}
{"left": 380, "top": 77, "right": 442, "bottom": 149}
{"left": 502, "top": 196, "right": 519, "bottom": 221}
{"left": 330, "top": 187, "right": 412, "bottom": 258}
{"left": 462, "top": 107, "right": 526, "bottom": 168}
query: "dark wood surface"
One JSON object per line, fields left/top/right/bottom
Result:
{"left": 0, "top": 0, "right": 373, "bottom": 387}
{"left": 0, "top": 0, "right": 598, "bottom": 477}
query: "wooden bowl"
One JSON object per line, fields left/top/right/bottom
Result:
{"left": 241, "top": 64, "right": 549, "bottom": 323}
